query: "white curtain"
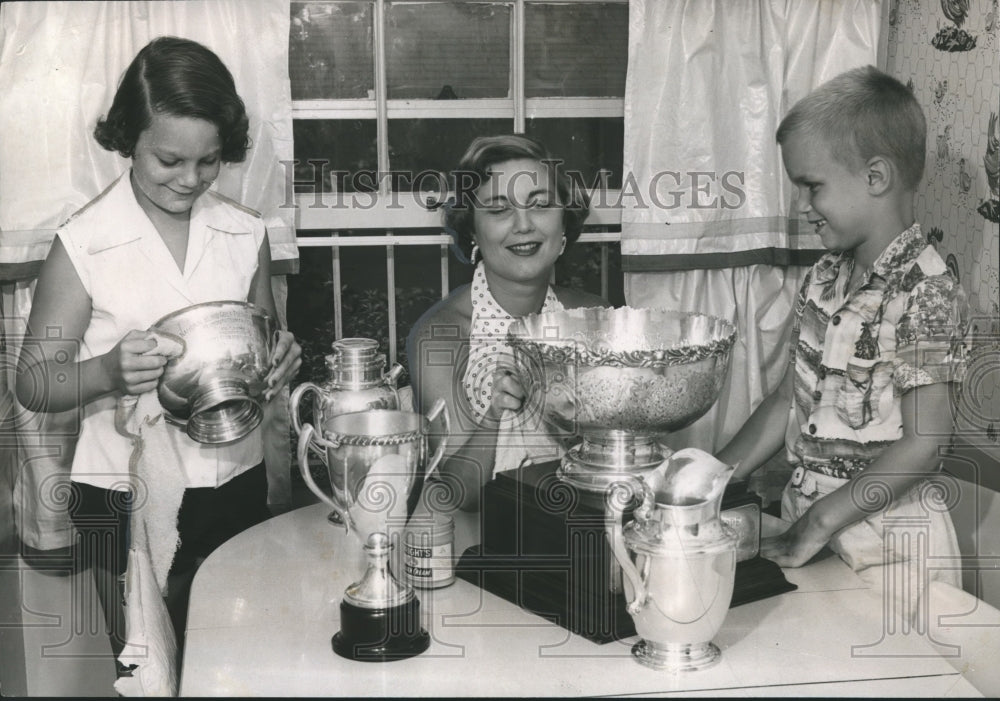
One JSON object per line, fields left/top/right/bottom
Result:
{"left": 623, "top": 0, "right": 881, "bottom": 467}
{"left": 0, "top": 0, "right": 295, "bottom": 548}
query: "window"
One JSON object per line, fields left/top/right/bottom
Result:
{"left": 287, "top": 0, "right": 628, "bottom": 377}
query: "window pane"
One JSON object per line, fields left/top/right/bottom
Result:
{"left": 290, "top": 1, "right": 374, "bottom": 100}
{"left": 388, "top": 119, "right": 513, "bottom": 189}
{"left": 287, "top": 234, "right": 475, "bottom": 385}
{"left": 292, "top": 120, "right": 377, "bottom": 193}
{"left": 555, "top": 238, "right": 626, "bottom": 307}
{"left": 386, "top": 2, "right": 511, "bottom": 99}
{"left": 525, "top": 118, "right": 624, "bottom": 189}
{"left": 525, "top": 3, "right": 628, "bottom": 98}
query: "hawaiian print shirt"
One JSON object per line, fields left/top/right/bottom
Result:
{"left": 786, "top": 224, "right": 968, "bottom": 479}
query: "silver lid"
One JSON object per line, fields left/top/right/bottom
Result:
{"left": 326, "top": 338, "right": 388, "bottom": 387}
{"left": 333, "top": 337, "right": 380, "bottom": 363}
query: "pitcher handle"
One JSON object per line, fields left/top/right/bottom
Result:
{"left": 423, "top": 397, "right": 450, "bottom": 481}
{"left": 384, "top": 363, "right": 405, "bottom": 410}
{"left": 290, "top": 382, "right": 321, "bottom": 436}
{"left": 385, "top": 363, "right": 405, "bottom": 387}
{"left": 605, "top": 482, "right": 647, "bottom": 614}
{"left": 297, "top": 423, "right": 351, "bottom": 532}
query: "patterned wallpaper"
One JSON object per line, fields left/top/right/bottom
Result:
{"left": 883, "top": 0, "right": 1000, "bottom": 454}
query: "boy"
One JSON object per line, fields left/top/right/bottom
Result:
{"left": 717, "top": 65, "right": 967, "bottom": 622}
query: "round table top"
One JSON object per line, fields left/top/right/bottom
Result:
{"left": 179, "top": 502, "right": 978, "bottom": 697}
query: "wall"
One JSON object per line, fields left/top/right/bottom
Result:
{"left": 882, "top": 0, "right": 1000, "bottom": 606}
{"left": 882, "top": 0, "right": 1000, "bottom": 460}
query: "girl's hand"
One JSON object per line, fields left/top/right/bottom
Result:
{"left": 264, "top": 330, "right": 302, "bottom": 401}
{"left": 102, "top": 330, "right": 169, "bottom": 396}
{"left": 486, "top": 366, "right": 526, "bottom": 420}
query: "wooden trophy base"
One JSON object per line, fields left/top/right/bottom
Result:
{"left": 456, "top": 460, "right": 797, "bottom": 644}
{"left": 332, "top": 597, "right": 430, "bottom": 662}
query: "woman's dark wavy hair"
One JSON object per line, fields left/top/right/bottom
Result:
{"left": 94, "top": 36, "right": 250, "bottom": 162}
{"left": 444, "top": 134, "right": 591, "bottom": 262}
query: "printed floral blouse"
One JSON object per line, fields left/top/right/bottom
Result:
{"left": 786, "top": 224, "right": 968, "bottom": 479}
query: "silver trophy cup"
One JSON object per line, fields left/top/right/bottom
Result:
{"left": 295, "top": 399, "right": 450, "bottom": 662}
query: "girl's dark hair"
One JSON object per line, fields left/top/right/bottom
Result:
{"left": 94, "top": 36, "right": 250, "bottom": 162}
{"left": 444, "top": 134, "right": 591, "bottom": 261}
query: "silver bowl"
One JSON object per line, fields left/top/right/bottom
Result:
{"left": 149, "top": 301, "right": 277, "bottom": 444}
{"left": 509, "top": 307, "right": 736, "bottom": 490}
{"left": 510, "top": 307, "right": 736, "bottom": 436}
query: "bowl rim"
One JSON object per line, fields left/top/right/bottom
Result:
{"left": 149, "top": 300, "right": 273, "bottom": 329}
{"left": 508, "top": 306, "right": 737, "bottom": 368}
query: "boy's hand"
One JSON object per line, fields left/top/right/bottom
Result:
{"left": 760, "top": 515, "right": 832, "bottom": 568}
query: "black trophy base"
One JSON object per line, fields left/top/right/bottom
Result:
{"left": 456, "top": 460, "right": 797, "bottom": 645}
{"left": 332, "top": 597, "right": 430, "bottom": 662}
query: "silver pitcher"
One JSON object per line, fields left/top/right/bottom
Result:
{"left": 296, "top": 399, "right": 450, "bottom": 539}
{"left": 290, "top": 338, "right": 404, "bottom": 438}
{"left": 148, "top": 301, "right": 277, "bottom": 444}
{"left": 607, "top": 448, "right": 738, "bottom": 672}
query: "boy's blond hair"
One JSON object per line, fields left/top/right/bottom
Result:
{"left": 776, "top": 65, "right": 926, "bottom": 191}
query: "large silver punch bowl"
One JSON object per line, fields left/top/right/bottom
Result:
{"left": 150, "top": 301, "right": 277, "bottom": 444}
{"left": 509, "top": 307, "right": 736, "bottom": 440}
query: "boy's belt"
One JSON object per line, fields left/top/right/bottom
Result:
{"left": 790, "top": 466, "right": 848, "bottom": 497}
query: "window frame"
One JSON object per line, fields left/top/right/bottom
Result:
{"left": 290, "top": 0, "right": 627, "bottom": 222}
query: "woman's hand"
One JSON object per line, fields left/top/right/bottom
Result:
{"left": 264, "top": 330, "right": 302, "bottom": 401}
{"left": 485, "top": 366, "right": 526, "bottom": 421}
{"left": 101, "top": 330, "right": 169, "bottom": 396}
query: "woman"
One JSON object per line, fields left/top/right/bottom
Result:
{"left": 407, "top": 135, "right": 606, "bottom": 511}
{"left": 15, "top": 36, "right": 301, "bottom": 679}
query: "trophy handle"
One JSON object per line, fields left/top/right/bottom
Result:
{"left": 423, "top": 397, "right": 450, "bottom": 481}
{"left": 290, "top": 381, "right": 322, "bottom": 437}
{"left": 297, "top": 423, "right": 352, "bottom": 532}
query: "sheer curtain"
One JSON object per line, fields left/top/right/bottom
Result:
{"left": 0, "top": 0, "right": 295, "bottom": 549}
{"left": 622, "top": 0, "right": 881, "bottom": 476}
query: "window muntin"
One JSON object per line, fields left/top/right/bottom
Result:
{"left": 290, "top": 0, "right": 627, "bottom": 195}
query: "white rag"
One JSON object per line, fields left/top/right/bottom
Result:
{"left": 462, "top": 262, "right": 564, "bottom": 474}
{"left": 113, "top": 390, "right": 187, "bottom": 697}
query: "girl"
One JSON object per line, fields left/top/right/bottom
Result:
{"left": 16, "top": 36, "right": 301, "bottom": 678}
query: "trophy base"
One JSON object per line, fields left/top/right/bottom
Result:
{"left": 631, "top": 639, "right": 721, "bottom": 672}
{"left": 332, "top": 597, "right": 430, "bottom": 662}
{"left": 557, "top": 434, "right": 670, "bottom": 493}
{"left": 456, "top": 460, "right": 797, "bottom": 644}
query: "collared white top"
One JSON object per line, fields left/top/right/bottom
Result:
{"left": 57, "top": 172, "right": 266, "bottom": 490}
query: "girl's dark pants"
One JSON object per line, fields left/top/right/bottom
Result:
{"left": 67, "top": 462, "right": 271, "bottom": 668}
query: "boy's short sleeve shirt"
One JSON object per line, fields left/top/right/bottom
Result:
{"left": 787, "top": 224, "right": 968, "bottom": 479}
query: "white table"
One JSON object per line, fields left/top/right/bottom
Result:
{"left": 179, "top": 503, "right": 980, "bottom": 697}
